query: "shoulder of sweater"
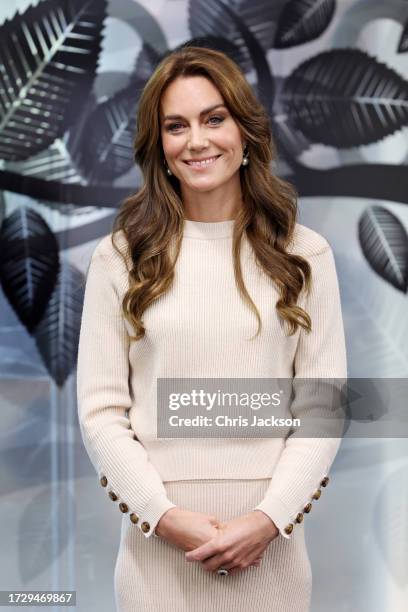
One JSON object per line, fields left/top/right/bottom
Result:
{"left": 286, "top": 223, "right": 331, "bottom": 258}
{"left": 92, "top": 229, "right": 132, "bottom": 271}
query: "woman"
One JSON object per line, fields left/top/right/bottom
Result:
{"left": 76, "top": 45, "right": 347, "bottom": 612}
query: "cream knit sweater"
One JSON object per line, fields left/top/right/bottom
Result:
{"left": 76, "top": 219, "right": 347, "bottom": 541}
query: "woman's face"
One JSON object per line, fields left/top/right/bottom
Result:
{"left": 159, "top": 76, "right": 245, "bottom": 199}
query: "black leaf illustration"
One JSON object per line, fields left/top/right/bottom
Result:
{"left": 281, "top": 48, "right": 408, "bottom": 147}
{"left": 4, "top": 90, "right": 99, "bottom": 184}
{"left": 73, "top": 80, "right": 141, "bottom": 183}
{"left": 275, "top": 0, "right": 336, "bottom": 49}
{"left": 5, "top": 44, "right": 160, "bottom": 185}
{"left": 358, "top": 205, "right": 408, "bottom": 292}
{"left": 4, "top": 138, "right": 85, "bottom": 184}
{"left": 19, "top": 486, "right": 72, "bottom": 583}
{"left": 397, "top": 19, "right": 408, "bottom": 53}
{"left": 32, "top": 262, "right": 85, "bottom": 387}
{"left": 189, "top": 0, "right": 272, "bottom": 74}
{"left": 0, "top": 0, "right": 108, "bottom": 162}
{"left": 0, "top": 207, "right": 60, "bottom": 332}
{"left": 5, "top": 79, "right": 139, "bottom": 186}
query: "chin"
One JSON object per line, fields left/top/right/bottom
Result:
{"left": 188, "top": 182, "right": 221, "bottom": 191}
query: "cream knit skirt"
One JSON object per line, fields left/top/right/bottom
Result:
{"left": 113, "top": 478, "right": 312, "bottom": 612}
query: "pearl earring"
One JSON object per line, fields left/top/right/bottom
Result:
{"left": 163, "top": 159, "right": 172, "bottom": 176}
{"left": 242, "top": 145, "right": 249, "bottom": 166}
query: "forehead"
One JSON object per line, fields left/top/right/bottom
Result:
{"left": 160, "top": 76, "right": 224, "bottom": 116}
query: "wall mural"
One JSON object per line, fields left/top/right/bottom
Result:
{"left": 0, "top": 0, "right": 407, "bottom": 610}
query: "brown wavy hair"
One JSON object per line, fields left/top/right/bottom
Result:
{"left": 111, "top": 45, "right": 312, "bottom": 342}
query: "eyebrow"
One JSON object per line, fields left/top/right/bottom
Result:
{"left": 162, "top": 103, "right": 227, "bottom": 122}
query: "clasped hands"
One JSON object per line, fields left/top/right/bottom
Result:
{"left": 155, "top": 507, "right": 279, "bottom": 576}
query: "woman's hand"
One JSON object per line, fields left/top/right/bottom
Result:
{"left": 154, "top": 508, "right": 266, "bottom": 568}
{"left": 154, "top": 507, "right": 221, "bottom": 552}
{"left": 184, "top": 510, "right": 279, "bottom": 576}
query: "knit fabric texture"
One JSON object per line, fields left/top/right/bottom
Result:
{"left": 76, "top": 219, "right": 347, "bottom": 540}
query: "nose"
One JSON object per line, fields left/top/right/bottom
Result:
{"left": 188, "top": 124, "right": 208, "bottom": 150}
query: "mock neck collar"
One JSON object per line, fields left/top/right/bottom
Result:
{"left": 182, "top": 218, "right": 235, "bottom": 239}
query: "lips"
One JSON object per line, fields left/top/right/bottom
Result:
{"left": 183, "top": 155, "right": 222, "bottom": 166}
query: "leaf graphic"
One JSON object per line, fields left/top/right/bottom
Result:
{"left": 281, "top": 49, "right": 408, "bottom": 147}
{"left": 0, "top": 0, "right": 108, "bottom": 161}
{"left": 373, "top": 467, "right": 408, "bottom": 588}
{"left": 0, "top": 207, "right": 60, "bottom": 332}
{"left": 4, "top": 138, "right": 84, "bottom": 184}
{"left": 358, "top": 206, "right": 408, "bottom": 293}
{"left": 73, "top": 80, "right": 141, "bottom": 183}
{"left": 4, "top": 43, "right": 161, "bottom": 185}
{"left": 189, "top": 0, "right": 272, "bottom": 74}
{"left": 3, "top": 90, "right": 99, "bottom": 185}
{"left": 32, "top": 261, "right": 85, "bottom": 387}
{"left": 19, "top": 486, "right": 72, "bottom": 583}
{"left": 275, "top": 0, "right": 336, "bottom": 48}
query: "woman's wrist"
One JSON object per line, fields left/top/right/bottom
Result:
{"left": 155, "top": 506, "right": 181, "bottom": 537}
{"left": 251, "top": 510, "right": 279, "bottom": 540}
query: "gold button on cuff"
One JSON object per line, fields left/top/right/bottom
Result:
{"left": 312, "top": 489, "right": 321, "bottom": 500}
{"left": 130, "top": 513, "right": 139, "bottom": 524}
{"left": 303, "top": 502, "right": 312, "bottom": 513}
{"left": 108, "top": 491, "right": 118, "bottom": 501}
{"left": 100, "top": 476, "right": 108, "bottom": 487}
{"left": 141, "top": 521, "right": 151, "bottom": 533}
{"left": 295, "top": 513, "right": 303, "bottom": 523}
{"left": 284, "top": 524, "right": 294, "bottom": 535}
{"left": 119, "top": 502, "right": 129, "bottom": 513}
{"left": 321, "top": 476, "right": 329, "bottom": 487}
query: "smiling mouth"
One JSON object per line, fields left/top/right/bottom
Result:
{"left": 183, "top": 155, "right": 222, "bottom": 167}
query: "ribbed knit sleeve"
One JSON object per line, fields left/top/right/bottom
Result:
{"left": 76, "top": 241, "right": 176, "bottom": 538}
{"left": 252, "top": 241, "right": 347, "bottom": 539}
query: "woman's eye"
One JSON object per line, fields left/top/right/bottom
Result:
{"left": 166, "top": 116, "right": 225, "bottom": 132}
{"left": 167, "top": 122, "right": 183, "bottom": 131}
{"left": 208, "top": 115, "right": 224, "bottom": 125}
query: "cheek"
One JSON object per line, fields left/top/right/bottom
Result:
{"left": 219, "top": 133, "right": 243, "bottom": 155}
{"left": 161, "top": 133, "right": 177, "bottom": 155}
{"left": 163, "top": 140, "right": 184, "bottom": 159}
